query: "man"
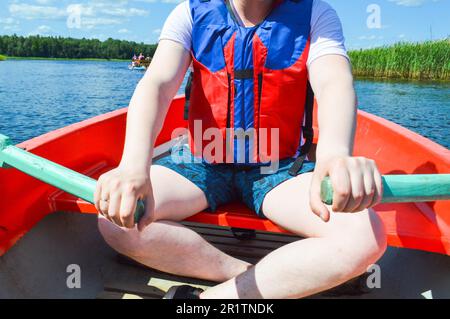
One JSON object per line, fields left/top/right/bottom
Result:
{"left": 95, "top": 0, "right": 387, "bottom": 299}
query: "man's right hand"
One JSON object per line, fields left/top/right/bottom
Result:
{"left": 94, "top": 166, "right": 155, "bottom": 231}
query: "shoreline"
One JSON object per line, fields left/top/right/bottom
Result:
{"left": 353, "top": 75, "right": 450, "bottom": 84}
{"left": 3, "top": 57, "right": 448, "bottom": 83}
{"left": 352, "top": 74, "right": 450, "bottom": 83}
{"left": 3, "top": 56, "right": 128, "bottom": 62}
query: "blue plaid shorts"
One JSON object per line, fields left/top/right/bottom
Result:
{"left": 154, "top": 145, "right": 315, "bottom": 218}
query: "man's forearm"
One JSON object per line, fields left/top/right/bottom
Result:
{"left": 309, "top": 55, "right": 357, "bottom": 165}
{"left": 315, "top": 78, "right": 357, "bottom": 164}
{"left": 119, "top": 77, "right": 171, "bottom": 171}
{"left": 118, "top": 40, "right": 192, "bottom": 173}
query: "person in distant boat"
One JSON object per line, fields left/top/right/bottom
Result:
{"left": 138, "top": 53, "right": 145, "bottom": 60}
{"left": 132, "top": 54, "right": 138, "bottom": 67}
{"left": 95, "top": 0, "right": 387, "bottom": 299}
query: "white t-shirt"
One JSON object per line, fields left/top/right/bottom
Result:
{"left": 159, "top": 0, "right": 349, "bottom": 68}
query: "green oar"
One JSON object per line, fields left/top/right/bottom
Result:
{"left": 320, "top": 174, "right": 450, "bottom": 205}
{"left": 2, "top": 134, "right": 449, "bottom": 215}
{"left": 0, "top": 134, "right": 145, "bottom": 223}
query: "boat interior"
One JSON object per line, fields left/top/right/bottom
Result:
{"left": 1, "top": 211, "right": 449, "bottom": 299}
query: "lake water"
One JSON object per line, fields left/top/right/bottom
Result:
{"left": 0, "top": 60, "right": 449, "bottom": 148}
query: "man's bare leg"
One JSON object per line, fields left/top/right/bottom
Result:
{"left": 201, "top": 172, "right": 387, "bottom": 299}
{"left": 98, "top": 165, "right": 251, "bottom": 282}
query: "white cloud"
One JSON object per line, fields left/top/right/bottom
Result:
{"left": 388, "top": 0, "right": 440, "bottom": 7}
{"left": 35, "top": 0, "right": 54, "bottom": 4}
{"left": 8, "top": 1, "right": 149, "bottom": 22}
{"left": 132, "top": 0, "right": 183, "bottom": 3}
{"left": 0, "top": 17, "right": 18, "bottom": 25}
{"left": 1, "top": 15, "right": 21, "bottom": 32}
{"left": 72, "top": 2, "right": 149, "bottom": 18}
{"left": 9, "top": 3, "right": 66, "bottom": 20}
{"left": 3, "top": 25, "right": 21, "bottom": 32}
{"left": 100, "top": 7, "right": 148, "bottom": 17}
{"left": 82, "top": 17, "right": 124, "bottom": 29}
{"left": 6, "top": 1, "right": 152, "bottom": 32}
{"left": 29, "top": 24, "right": 53, "bottom": 35}
{"left": 358, "top": 35, "right": 384, "bottom": 40}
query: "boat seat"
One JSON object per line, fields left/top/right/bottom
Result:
{"left": 50, "top": 191, "right": 290, "bottom": 234}
{"left": 47, "top": 160, "right": 290, "bottom": 234}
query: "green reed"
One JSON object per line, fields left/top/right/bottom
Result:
{"left": 349, "top": 39, "right": 450, "bottom": 81}
{"left": 0, "top": 55, "right": 6, "bottom": 61}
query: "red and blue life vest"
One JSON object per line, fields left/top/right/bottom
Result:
{"left": 186, "top": 0, "right": 313, "bottom": 165}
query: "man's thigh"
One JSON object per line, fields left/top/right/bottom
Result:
{"left": 261, "top": 172, "right": 381, "bottom": 239}
{"left": 150, "top": 165, "right": 209, "bottom": 221}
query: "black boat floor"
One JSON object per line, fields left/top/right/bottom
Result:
{"left": 97, "top": 227, "right": 369, "bottom": 300}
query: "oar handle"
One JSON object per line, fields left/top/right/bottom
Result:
{"left": 0, "top": 134, "right": 145, "bottom": 223}
{"left": 320, "top": 174, "right": 450, "bottom": 205}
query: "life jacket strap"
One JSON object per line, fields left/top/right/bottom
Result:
{"left": 184, "top": 71, "right": 194, "bottom": 120}
{"left": 226, "top": 73, "right": 232, "bottom": 128}
{"left": 288, "top": 80, "right": 315, "bottom": 176}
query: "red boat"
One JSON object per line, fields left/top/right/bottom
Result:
{"left": 0, "top": 96, "right": 449, "bottom": 298}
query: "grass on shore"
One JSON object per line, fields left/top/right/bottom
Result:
{"left": 0, "top": 54, "right": 6, "bottom": 61}
{"left": 6, "top": 56, "right": 127, "bottom": 62}
{"left": 349, "top": 39, "right": 450, "bottom": 81}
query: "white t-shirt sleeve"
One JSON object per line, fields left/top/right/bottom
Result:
{"left": 159, "top": 1, "right": 193, "bottom": 52}
{"left": 158, "top": 0, "right": 349, "bottom": 66}
{"left": 308, "top": 0, "right": 349, "bottom": 67}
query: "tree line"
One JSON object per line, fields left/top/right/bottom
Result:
{"left": 0, "top": 35, "right": 157, "bottom": 60}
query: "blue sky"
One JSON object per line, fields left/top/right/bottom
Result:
{"left": 0, "top": 0, "right": 448, "bottom": 49}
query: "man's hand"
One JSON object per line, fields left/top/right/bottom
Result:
{"left": 310, "top": 156, "right": 383, "bottom": 222}
{"left": 94, "top": 166, "right": 155, "bottom": 231}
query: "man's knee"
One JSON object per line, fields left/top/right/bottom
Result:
{"left": 97, "top": 216, "right": 158, "bottom": 258}
{"left": 331, "top": 210, "right": 387, "bottom": 276}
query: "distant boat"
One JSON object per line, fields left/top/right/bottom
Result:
{"left": 129, "top": 58, "right": 151, "bottom": 71}
{"left": 128, "top": 65, "right": 146, "bottom": 71}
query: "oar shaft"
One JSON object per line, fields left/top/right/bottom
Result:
{"left": 321, "top": 174, "right": 450, "bottom": 205}
{"left": 0, "top": 135, "right": 145, "bottom": 223}
{"left": 1, "top": 142, "right": 97, "bottom": 202}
